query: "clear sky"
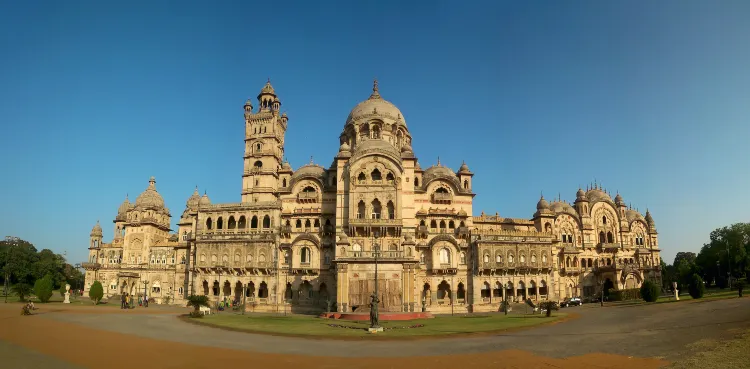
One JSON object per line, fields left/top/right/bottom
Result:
{"left": 1, "top": 1, "right": 749, "bottom": 266}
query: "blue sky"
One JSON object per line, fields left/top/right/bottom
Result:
{"left": 1, "top": 1, "right": 749, "bottom": 265}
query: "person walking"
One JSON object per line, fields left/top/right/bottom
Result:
{"left": 125, "top": 293, "right": 131, "bottom": 309}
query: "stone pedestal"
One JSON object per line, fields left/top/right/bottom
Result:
{"left": 368, "top": 327, "right": 384, "bottom": 333}
{"left": 674, "top": 289, "right": 679, "bottom": 301}
{"left": 63, "top": 284, "right": 71, "bottom": 304}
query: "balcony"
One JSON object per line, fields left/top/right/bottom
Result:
{"left": 597, "top": 242, "right": 621, "bottom": 250}
{"left": 339, "top": 250, "right": 405, "bottom": 259}
{"left": 348, "top": 218, "right": 401, "bottom": 226}
{"left": 416, "top": 225, "right": 429, "bottom": 238}
{"left": 297, "top": 191, "right": 318, "bottom": 203}
{"left": 455, "top": 226, "right": 469, "bottom": 238}
{"left": 281, "top": 225, "right": 293, "bottom": 234}
{"left": 431, "top": 192, "right": 452, "bottom": 204}
{"left": 81, "top": 262, "right": 101, "bottom": 270}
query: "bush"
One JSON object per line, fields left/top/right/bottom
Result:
{"left": 609, "top": 288, "right": 641, "bottom": 301}
{"left": 735, "top": 280, "right": 745, "bottom": 297}
{"left": 33, "top": 275, "right": 54, "bottom": 303}
{"left": 11, "top": 283, "right": 33, "bottom": 302}
{"left": 640, "top": 280, "right": 660, "bottom": 302}
{"left": 186, "top": 295, "right": 210, "bottom": 317}
{"left": 89, "top": 281, "right": 104, "bottom": 304}
{"left": 539, "top": 301, "right": 559, "bottom": 317}
{"left": 688, "top": 274, "right": 705, "bottom": 299}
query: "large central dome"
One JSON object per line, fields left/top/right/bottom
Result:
{"left": 345, "top": 80, "right": 407, "bottom": 128}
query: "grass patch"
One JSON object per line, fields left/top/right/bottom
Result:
{"left": 190, "top": 312, "right": 566, "bottom": 339}
{"left": 1, "top": 292, "right": 117, "bottom": 306}
{"left": 607, "top": 289, "right": 741, "bottom": 307}
{"left": 670, "top": 328, "right": 750, "bottom": 368}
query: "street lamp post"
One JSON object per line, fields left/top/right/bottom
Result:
{"left": 600, "top": 280, "right": 604, "bottom": 307}
{"left": 142, "top": 280, "right": 149, "bottom": 307}
{"left": 370, "top": 230, "right": 382, "bottom": 331}
{"left": 74, "top": 263, "right": 81, "bottom": 298}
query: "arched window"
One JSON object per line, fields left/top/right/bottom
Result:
{"left": 496, "top": 254, "right": 502, "bottom": 263}
{"left": 463, "top": 180, "right": 469, "bottom": 189}
{"left": 599, "top": 231, "right": 605, "bottom": 243}
{"left": 234, "top": 253, "right": 240, "bottom": 262}
{"left": 300, "top": 247, "right": 311, "bottom": 264}
{"left": 542, "top": 254, "right": 547, "bottom": 263}
{"left": 448, "top": 220, "right": 455, "bottom": 228}
{"left": 217, "top": 217, "right": 224, "bottom": 229}
{"left": 371, "top": 169, "right": 382, "bottom": 181}
{"left": 483, "top": 253, "right": 490, "bottom": 263}
{"left": 254, "top": 160, "right": 263, "bottom": 169}
{"left": 430, "top": 220, "right": 437, "bottom": 228}
{"left": 386, "top": 172, "right": 394, "bottom": 182}
{"left": 282, "top": 178, "right": 287, "bottom": 187}
{"left": 607, "top": 231, "right": 614, "bottom": 243}
{"left": 263, "top": 215, "right": 271, "bottom": 228}
{"left": 372, "top": 125, "right": 380, "bottom": 139}
{"left": 305, "top": 219, "right": 311, "bottom": 228}
{"left": 296, "top": 219, "right": 302, "bottom": 228}
{"left": 206, "top": 217, "right": 213, "bottom": 230}
{"left": 314, "top": 219, "right": 320, "bottom": 227}
{"left": 459, "top": 252, "right": 466, "bottom": 264}
{"left": 439, "top": 248, "right": 450, "bottom": 264}
{"left": 228, "top": 216, "right": 236, "bottom": 229}
{"left": 414, "top": 177, "right": 419, "bottom": 187}
{"left": 520, "top": 254, "right": 526, "bottom": 263}
{"left": 436, "top": 187, "right": 448, "bottom": 193}
{"left": 251, "top": 216, "right": 258, "bottom": 229}
{"left": 371, "top": 199, "right": 382, "bottom": 219}
{"left": 387, "top": 201, "right": 395, "bottom": 219}
{"left": 508, "top": 254, "right": 514, "bottom": 264}
{"left": 439, "top": 220, "right": 446, "bottom": 229}
{"left": 357, "top": 200, "right": 366, "bottom": 219}
{"left": 358, "top": 172, "right": 366, "bottom": 182}
{"left": 238, "top": 216, "right": 246, "bottom": 228}
{"left": 531, "top": 254, "right": 537, "bottom": 263}
{"left": 602, "top": 216, "right": 607, "bottom": 224}
{"left": 420, "top": 252, "right": 425, "bottom": 264}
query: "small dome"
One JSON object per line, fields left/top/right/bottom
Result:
{"left": 415, "top": 161, "right": 422, "bottom": 171}
{"left": 339, "top": 142, "right": 351, "bottom": 152}
{"left": 576, "top": 188, "right": 585, "bottom": 198}
{"left": 199, "top": 193, "right": 211, "bottom": 207}
{"left": 458, "top": 209, "right": 468, "bottom": 216}
{"left": 645, "top": 210, "right": 654, "bottom": 224}
{"left": 585, "top": 189, "right": 611, "bottom": 203}
{"left": 400, "top": 142, "right": 413, "bottom": 152}
{"left": 417, "top": 208, "right": 428, "bottom": 215}
{"left": 135, "top": 176, "right": 166, "bottom": 210}
{"left": 90, "top": 221, "right": 103, "bottom": 237}
{"left": 281, "top": 112, "right": 288, "bottom": 118}
{"left": 244, "top": 99, "right": 253, "bottom": 107}
{"left": 258, "top": 80, "right": 276, "bottom": 97}
{"left": 625, "top": 209, "right": 645, "bottom": 223}
{"left": 550, "top": 201, "right": 577, "bottom": 217}
{"left": 458, "top": 161, "right": 471, "bottom": 173}
{"left": 186, "top": 187, "right": 200, "bottom": 209}
{"left": 614, "top": 193, "right": 624, "bottom": 206}
{"left": 536, "top": 196, "right": 550, "bottom": 210}
{"left": 423, "top": 165, "right": 456, "bottom": 179}
{"left": 351, "top": 138, "right": 401, "bottom": 160}
{"left": 292, "top": 164, "right": 327, "bottom": 182}
{"left": 281, "top": 161, "right": 293, "bottom": 171}
{"left": 118, "top": 195, "right": 132, "bottom": 215}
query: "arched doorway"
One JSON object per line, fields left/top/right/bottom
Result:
{"left": 202, "top": 280, "right": 209, "bottom": 296}
{"left": 258, "top": 282, "right": 268, "bottom": 299}
{"left": 234, "top": 281, "right": 243, "bottom": 303}
{"left": 603, "top": 278, "right": 614, "bottom": 299}
{"left": 246, "top": 282, "right": 255, "bottom": 299}
{"left": 422, "top": 283, "right": 431, "bottom": 306}
{"left": 437, "top": 281, "right": 451, "bottom": 303}
{"left": 457, "top": 282, "right": 466, "bottom": 303}
{"left": 517, "top": 281, "right": 526, "bottom": 301}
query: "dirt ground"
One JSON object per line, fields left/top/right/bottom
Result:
{"left": 3, "top": 298, "right": 748, "bottom": 369}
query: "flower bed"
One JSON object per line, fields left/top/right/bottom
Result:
{"left": 327, "top": 323, "right": 425, "bottom": 330}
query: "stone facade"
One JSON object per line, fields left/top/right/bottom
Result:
{"left": 82, "top": 80, "right": 662, "bottom": 312}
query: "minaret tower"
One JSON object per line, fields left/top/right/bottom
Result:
{"left": 242, "top": 79, "right": 288, "bottom": 203}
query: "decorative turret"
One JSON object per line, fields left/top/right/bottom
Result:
{"left": 645, "top": 209, "right": 656, "bottom": 233}
{"left": 533, "top": 195, "right": 555, "bottom": 232}
{"left": 199, "top": 192, "right": 211, "bottom": 207}
{"left": 257, "top": 79, "right": 277, "bottom": 112}
{"left": 457, "top": 160, "right": 473, "bottom": 191}
{"left": 90, "top": 220, "right": 103, "bottom": 248}
{"left": 574, "top": 187, "right": 589, "bottom": 216}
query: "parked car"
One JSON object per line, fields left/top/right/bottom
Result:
{"left": 560, "top": 297, "right": 582, "bottom": 307}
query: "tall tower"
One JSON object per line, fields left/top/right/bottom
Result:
{"left": 242, "top": 80, "right": 288, "bottom": 203}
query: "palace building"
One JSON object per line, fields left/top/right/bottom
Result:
{"left": 82, "top": 80, "right": 662, "bottom": 312}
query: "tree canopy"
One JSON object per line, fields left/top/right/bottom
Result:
{"left": 1, "top": 237, "right": 84, "bottom": 291}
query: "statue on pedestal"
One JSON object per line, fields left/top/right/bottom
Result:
{"left": 63, "top": 284, "right": 71, "bottom": 304}
{"left": 672, "top": 281, "right": 679, "bottom": 301}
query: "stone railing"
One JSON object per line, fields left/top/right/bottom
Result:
{"left": 81, "top": 262, "right": 101, "bottom": 269}
{"left": 432, "top": 193, "right": 452, "bottom": 203}
{"left": 348, "top": 218, "right": 401, "bottom": 226}
{"left": 341, "top": 250, "right": 405, "bottom": 259}
{"left": 297, "top": 191, "right": 318, "bottom": 199}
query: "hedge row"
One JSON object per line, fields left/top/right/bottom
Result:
{"left": 609, "top": 288, "right": 641, "bottom": 301}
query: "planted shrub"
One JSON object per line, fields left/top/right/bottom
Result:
{"left": 12, "top": 283, "right": 32, "bottom": 302}
{"left": 89, "top": 281, "right": 104, "bottom": 304}
{"left": 539, "top": 301, "right": 559, "bottom": 317}
{"left": 610, "top": 288, "right": 641, "bottom": 301}
{"left": 186, "top": 295, "right": 210, "bottom": 318}
{"left": 640, "top": 280, "right": 660, "bottom": 302}
{"left": 33, "top": 274, "right": 54, "bottom": 303}
{"left": 688, "top": 274, "right": 705, "bottom": 299}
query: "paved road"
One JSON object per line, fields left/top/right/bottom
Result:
{"left": 44, "top": 297, "right": 750, "bottom": 360}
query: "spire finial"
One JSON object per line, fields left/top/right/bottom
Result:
{"left": 310, "top": 155, "right": 314, "bottom": 164}
{"left": 267, "top": 77, "right": 271, "bottom": 83}
{"left": 437, "top": 156, "right": 441, "bottom": 166}
{"left": 369, "top": 78, "right": 381, "bottom": 99}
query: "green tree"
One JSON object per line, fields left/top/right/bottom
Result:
{"left": 0, "top": 237, "right": 39, "bottom": 286}
{"left": 640, "top": 280, "right": 660, "bottom": 302}
{"left": 688, "top": 274, "right": 705, "bottom": 299}
{"left": 11, "top": 283, "right": 32, "bottom": 302}
{"left": 89, "top": 280, "right": 104, "bottom": 304}
{"left": 186, "top": 295, "right": 210, "bottom": 317}
{"left": 33, "top": 274, "right": 54, "bottom": 303}
{"left": 538, "top": 301, "right": 559, "bottom": 317}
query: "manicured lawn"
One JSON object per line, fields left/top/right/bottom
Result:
{"left": 192, "top": 312, "right": 566, "bottom": 338}
{"left": 1, "top": 292, "right": 118, "bottom": 307}
{"left": 606, "top": 288, "right": 742, "bottom": 307}
{"left": 670, "top": 328, "right": 750, "bottom": 369}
